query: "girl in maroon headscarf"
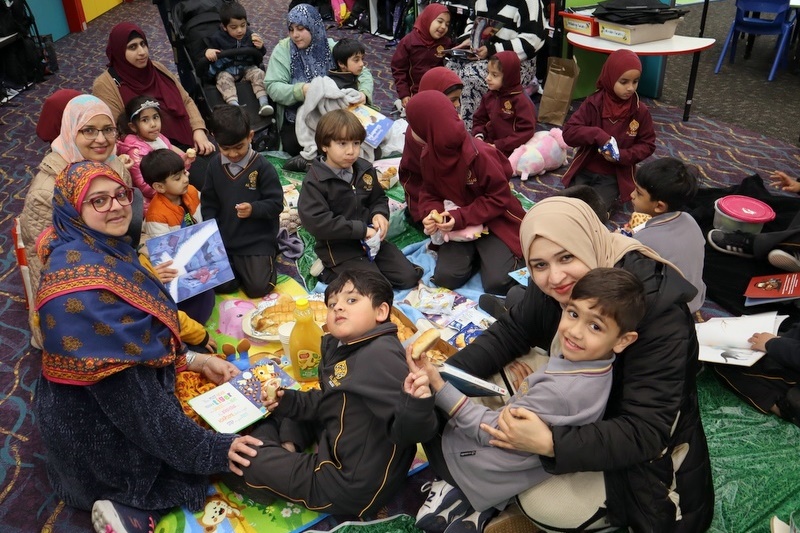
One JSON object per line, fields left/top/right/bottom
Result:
{"left": 407, "top": 91, "right": 525, "bottom": 295}
{"left": 471, "top": 51, "right": 536, "bottom": 157}
{"left": 561, "top": 49, "right": 655, "bottom": 212}
{"left": 93, "top": 23, "right": 215, "bottom": 160}
{"left": 399, "top": 68, "right": 464, "bottom": 223}
{"left": 391, "top": 3, "right": 452, "bottom": 108}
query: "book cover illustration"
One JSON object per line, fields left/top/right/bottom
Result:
{"left": 744, "top": 272, "right": 800, "bottom": 306}
{"left": 146, "top": 219, "right": 234, "bottom": 302}
{"left": 508, "top": 267, "right": 530, "bottom": 287}
{"left": 470, "top": 17, "right": 504, "bottom": 50}
{"left": 348, "top": 104, "right": 394, "bottom": 148}
{"left": 189, "top": 357, "right": 299, "bottom": 434}
{"left": 695, "top": 311, "right": 786, "bottom": 366}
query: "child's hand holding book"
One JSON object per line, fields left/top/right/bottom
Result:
{"left": 748, "top": 331, "right": 778, "bottom": 352}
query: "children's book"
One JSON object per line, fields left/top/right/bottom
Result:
{"left": 348, "top": 104, "right": 394, "bottom": 148}
{"left": 146, "top": 219, "right": 234, "bottom": 302}
{"left": 439, "top": 363, "right": 508, "bottom": 397}
{"left": 743, "top": 272, "right": 800, "bottom": 306}
{"left": 470, "top": 17, "right": 504, "bottom": 50}
{"left": 508, "top": 267, "right": 530, "bottom": 287}
{"left": 695, "top": 311, "right": 787, "bottom": 367}
{"left": 188, "top": 357, "right": 299, "bottom": 433}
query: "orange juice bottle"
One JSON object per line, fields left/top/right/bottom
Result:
{"left": 289, "top": 298, "right": 324, "bottom": 382}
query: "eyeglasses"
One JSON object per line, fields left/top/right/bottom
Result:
{"left": 82, "top": 188, "right": 134, "bottom": 213}
{"left": 78, "top": 126, "right": 118, "bottom": 140}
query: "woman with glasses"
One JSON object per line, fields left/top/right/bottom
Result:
{"left": 33, "top": 161, "right": 260, "bottom": 532}
{"left": 20, "top": 94, "right": 137, "bottom": 350}
{"left": 93, "top": 22, "right": 214, "bottom": 188}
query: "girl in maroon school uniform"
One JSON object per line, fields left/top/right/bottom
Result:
{"left": 399, "top": 68, "right": 464, "bottom": 223}
{"left": 407, "top": 91, "right": 525, "bottom": 295}
{"left": 561, "top": 49, "right": 655, "bottom": 212}
{"left": 391, "top": 3, "right": 452, "bottom": 109}
{"left": 471, "top": 51, "right": 536, "bottom": 157}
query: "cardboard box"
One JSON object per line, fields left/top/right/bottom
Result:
{"left": 597, "top": 18, "right": 680, "bottom": 45}
{"left": 560, "top": 11, "right": 598, "bottom": 37}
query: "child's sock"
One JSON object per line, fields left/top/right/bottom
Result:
{"left": 227, "top": 99, "right": 240, "bottom": 106}
{"left": 258, "top": 95, "right": 269, "bottom": 107}
{"left": 91, "top": 500, "right": 166, "bottom": 533}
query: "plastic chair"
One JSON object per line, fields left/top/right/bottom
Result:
{"left": 714, "top": 0, "right": 797, "bottom": 81}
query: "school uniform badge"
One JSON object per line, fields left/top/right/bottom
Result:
{"left": 502, "top": 100, "right": 514, "bottom": 115}
{"left": 246, "top": 171, "right": 258, "bottom": 190}
{"left": 626, "top": 119, "right": 640, "bottom": 137}
{"left": 362, "top": 174, "right": 373, "bottom": 191}
{"left": 334, "top": 360, "right": 348, "bottom": 380}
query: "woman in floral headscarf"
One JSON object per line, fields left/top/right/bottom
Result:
{"left": 20, "top": 94, "right": 135, "bottom": 349}
{"left": 265, "top": 3, "right": 373, "bottom": 163}
{"left": 34, "top": 160, "right": 260, "bottom": 532}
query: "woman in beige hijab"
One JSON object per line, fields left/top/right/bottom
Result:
{"left": 447, "top": 197, "right": 714, "bottom": 532}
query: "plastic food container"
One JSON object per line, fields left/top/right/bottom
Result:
{"left": 713, "top": 195, "right": 775, "bottom": 233}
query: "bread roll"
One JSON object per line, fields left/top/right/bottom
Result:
{"left": 429, "top": 210, "right": 444, "bottom": 223}
{"left": 411, "top": 329, "right": 441, "bottom": 360}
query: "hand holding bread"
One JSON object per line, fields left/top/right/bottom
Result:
{"left": 410, "top": 328, "right": 441, "bottom": 360}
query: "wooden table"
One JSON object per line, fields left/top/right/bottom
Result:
{"left": 567, "top": 33, "right": 716, "bottom": 121}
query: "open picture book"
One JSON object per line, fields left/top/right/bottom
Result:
{"left": 695, "top": 311, "right": 787, "bottom": 367}
{"left": 188, "top": 357, "right": 299, "bottom": 433}
{"left": 145, "top": 219, "right": 234, "bottom": 302}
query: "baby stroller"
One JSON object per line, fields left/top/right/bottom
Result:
{"left": 164, "top": 0, "right": 278, "bottom": 151}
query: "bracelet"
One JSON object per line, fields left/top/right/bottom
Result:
{"left": 185, "top": 349, "right": 198, "bottom": 366}
{"left": 200, "top": 355, "right": 212, "bottom": 373}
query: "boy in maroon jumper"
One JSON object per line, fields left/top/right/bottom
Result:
{"left": 561, "top": 49, "right": 656, "bottom": 213}
{"left": 471, "top": 51, "right": 536, "bottom": 158}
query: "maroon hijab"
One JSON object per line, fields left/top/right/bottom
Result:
{"left": 36, "top": 89, "right": 82, "bottom": 143}
{"left": 406, "top": 91, "right": 477, "bottom": 184}
{"left": 413, "top": 3, "right": 450, "bottom": 47}
{"left": 105, "top": 22, "right": 193, "bottom": 145}
{"left": 596, "top": 49, "right": 642, "bottom": 122}
{"left": 419, "top": 67, "right": 463, "bottom": 94}
{"left": 493, "top": 51, "right": 523, "bottom": 96}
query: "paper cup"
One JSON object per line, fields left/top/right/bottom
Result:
{"left": 278, "top": 321, "right": 295, "bottom": 355}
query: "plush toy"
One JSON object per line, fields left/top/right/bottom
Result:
{"left": 507, "top": 128, "right": 568, "bottom": 181}
{"left": 437, "top": 200, "right": 488, "bottom": 243}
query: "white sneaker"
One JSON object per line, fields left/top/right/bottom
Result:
{"left": 259, "top": 103, "right": 274, "bottom": 117}
{"left": 416, "top": 479, "right": 470, "bottom": 532}
{"left": 768, "top": 249, "right": 800, "bottom": 272}
{"left": 92, "top": 500, "right": 128, "bottom": 533}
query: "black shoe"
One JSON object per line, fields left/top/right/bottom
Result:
{"left": 478, "top": 294, "right": 507, "bottom": 320}
{"left": 283, "top": 155, "right": 311, "bottom": 173}
{"left": 707, "top": 229, "right": 755, "bottom": 258}
{"left": 776, "top": 387, "right": 800, "bottom": 427}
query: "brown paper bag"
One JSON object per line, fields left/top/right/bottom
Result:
{"left": 538, "top": 57, "right": 580, "bottom": 126}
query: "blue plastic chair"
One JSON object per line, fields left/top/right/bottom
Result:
{"left": 714, "top": 0, "right": 797, "bottom": 81}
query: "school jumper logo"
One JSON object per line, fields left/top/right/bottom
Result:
{"left": 465, "top": 170, "right": 477, "bottom": 185}
{"left": 246, "top": 171, "right": 258, "bottom": 190}
{"left": 502, "top": 100, "right": 514, "bottom": 116}
{"left": 626, "top": 119, "right": 640, "bottom": 137}
{"left": 362, "top": 174, "right": 373, "bottom": 191}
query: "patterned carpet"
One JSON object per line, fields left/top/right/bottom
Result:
{"left": 1, "top": 0, "right": 800, "bottom": 532}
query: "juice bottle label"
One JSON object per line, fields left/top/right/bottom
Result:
{"left": 296, "top": 349, "right": 321, "bottom": 380}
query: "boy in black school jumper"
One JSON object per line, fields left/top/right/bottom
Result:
{"left": 298, "top": 109, "right": 422, "bottom": 289}
{"left": 230, "top": 270, "right": 438, "bottom": 515}
{"left": 328, "top": 38, "right": 366, "bottom": 91}
{"left": 201, "top": 105, "right": 283, "bottom": 298}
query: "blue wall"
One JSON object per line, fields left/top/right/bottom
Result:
{"left": 28, "top": 0, "right": 70, "bottom": 41}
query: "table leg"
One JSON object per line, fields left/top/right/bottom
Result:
{"left": 683, "top": 50, "right": 702, "bottom": 121}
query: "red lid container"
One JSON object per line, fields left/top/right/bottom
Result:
{"left": 716, "top": 195, "right": 775, "bottom": 223}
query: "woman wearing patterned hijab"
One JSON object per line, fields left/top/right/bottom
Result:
{"left": 265, "top": 3, "right": 374, "bottom": 159}
{"left": 20, "top": 94, "right": 133, "bottom": 350}
{"left": 33, "top": 160, "right": 260, "bottom": 531}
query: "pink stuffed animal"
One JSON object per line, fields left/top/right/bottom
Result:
{"left": 507, "top": 128, "right": 568, "bottom": 181}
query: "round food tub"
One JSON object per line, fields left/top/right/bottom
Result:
{"left": 713, "top": 195, "right": 775, "bottom": 234}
